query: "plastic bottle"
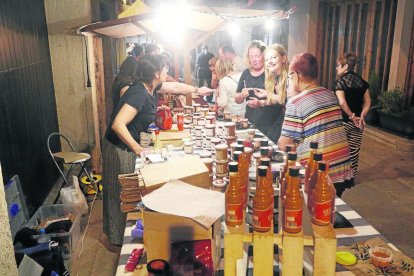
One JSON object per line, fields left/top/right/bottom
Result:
{"left": 252, "top": 166, "right": 273, "bottom": 232}
{"left": 311, "top": 162, "right": 334, "bottom": 226}
{"left": 283, "top": 167, "right": 303, "bottom": 233}
{"left": 304, "top": 141, "right": 318, "bottom": 193}
{"left": 225, "top": 162, "right": 244, "bottom": 227}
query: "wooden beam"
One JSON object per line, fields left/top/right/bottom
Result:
{"left": 383, "top": 0, "right": 397, "bottom": 92}
{"left": 363, "top": 1, "right": 376, "bottom": 79}
{"left": 87, "top": 35, "right": 104, "bottom": 173}
{"left": 375, "top": 0, "right": 386, "bottom": 73}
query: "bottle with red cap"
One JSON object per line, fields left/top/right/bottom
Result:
{"left": 311, "top": 161, "right": 334, "bottom": 226}
{"left": 252, "top": 166, "right": 273, "bottom": 232}
{"left": 225, "top": 162, "right": 244, "bottom": 227}
{"left": 304, "top": 141, "right": 318, "bottom": 193}
{"left": 283, "top": 167, "right": 303, "bottom": 233}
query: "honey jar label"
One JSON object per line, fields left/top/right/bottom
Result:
{"left": 313, "top": 200, "right": 332, "bottom": 224}
{"left": 216, "top": 163, "right": 228, "bottom": 174}
{"left": 252, "top": 207, "right": 273, "bottom": 230}
{"left": 284, "top": 208, "right": 303, "bottom": 231}
{"left": 226, "top": 203, "right": 243, "bottom": 224}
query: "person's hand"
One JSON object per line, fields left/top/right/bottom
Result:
{"left": 157, "top": 104, "right": 169, "bottom": 111}
{"left": 351, "top": 115, "right": 362, "bottom": 128}
{"left": 198, "top": 86, "right": 215, "bottom": 96}
{"left": 240, "top": 88, "right": 250, "bottom": 99}
{"left": 246, "top": 98, "right": 262, "bottom": 108}
{"left": 254, "top": 88, "right": 268, "bottom": 99}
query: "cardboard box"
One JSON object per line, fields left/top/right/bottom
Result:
{"left": 140, "top": 155, "right": 210, "bottom": 190}
{"left": 143, "top": 209, "right": 222, "bottom": 270}
{"left": 158, "top": 130, "right": 190, "bottom": 147}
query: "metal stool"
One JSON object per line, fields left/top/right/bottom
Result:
{"left": 47, "top": 132, "right": 100, "bottom": 196}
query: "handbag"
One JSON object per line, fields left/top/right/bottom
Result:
{"left": 155, "top": 107, "right": 172, "bottom": 130}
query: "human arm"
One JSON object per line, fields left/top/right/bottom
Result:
{"left": 216, "top": 80, "right": 228, "bottom": 109}
{"left": 278, "top": 101, "right": 304, "bottom": 152}
{"left": 360, "top": 90, "right": 371, "bottom": 127}
{"left": 234, "top": 70, "right": 250, "bottom": 104}
{"left": 278, "top": 136, "right": 295, "bottom": 152}
{"left": 158, "top": 82, "right": 214, "bottom": 97}
{"left": 254, "top": 88, "right": 282, "bottom": 106}
{"left": 111, "top": 104, "right": 143, "bottom": 156}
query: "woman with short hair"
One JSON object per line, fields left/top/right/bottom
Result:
{"left": 278, "top": 53, "right": 353, "bottom": 197}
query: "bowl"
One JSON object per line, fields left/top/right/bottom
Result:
{"left": 369, "top": 246, "right": 393, "bottom": 267}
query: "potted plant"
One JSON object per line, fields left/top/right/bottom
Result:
{"left": 377, "top": 87, "right": 414, "bottom": 138}
{"left": 364, "top": 71, "right": 381, "bottom": 125}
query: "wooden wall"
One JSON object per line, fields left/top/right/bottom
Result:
{"left": 317, "top": 0, "right": 397, "bottom": 91}
{"left": 0, "top": 0, "right": 60, "bottom": 212}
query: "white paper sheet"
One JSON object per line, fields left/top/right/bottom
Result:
{"left": 142, "top": 179, "right": 225, "bottom": 228}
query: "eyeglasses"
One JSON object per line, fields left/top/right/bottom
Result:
{"left": 287, "top": 72, "right": 296, "bottom": 87}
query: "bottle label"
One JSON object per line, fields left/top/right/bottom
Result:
{"left": 284, "top": 208, "right": 303, "bottom": 232}
{"left": 226, "top": 202, "right": 243, "bottom": 224}
{"left": 313, "top": 200, "right": 332, "bottom": 224}
{"left": 253, "top": 206, "right": 273, "bottom": 231}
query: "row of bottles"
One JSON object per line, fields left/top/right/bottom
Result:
{"left": 225, "top": 141, "right": 336, "bottom": 234}
{"left": 225, "top": 159, "right": 274, "bottom": 232}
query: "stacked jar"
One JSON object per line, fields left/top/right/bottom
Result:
{"left": 215, "top": 144, "right": 229, "bottom": 179}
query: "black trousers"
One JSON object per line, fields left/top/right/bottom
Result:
{"left": 198, "top": 69, "right": 213, "bottom": 102}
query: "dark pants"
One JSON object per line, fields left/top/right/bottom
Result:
{"left": 198, "top": 69, "right": 213, "bottom": 102}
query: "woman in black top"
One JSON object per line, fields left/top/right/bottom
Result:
{"left": 335, "top": 53, "right": 371, "bottom": 180}
{"left": 102, "top": 55, "right": 167, "bottom": 245}
{"left": 234, "top": 40, "right": 285, "bottom": 142}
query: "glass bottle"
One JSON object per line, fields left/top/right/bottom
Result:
{"left": 252, "top": 166, "right": 273, "bottom": 232}
{"left": 307, "top": 152, "right": 323, "bottom": 214}
{"left": 233, "top": 151, "right": 247, "bottom": 208}
{"left": 225, "top": 162, "right": 243, "bottom": 227}
{"left": 281, "top": 152, "right": 297, "bottom": 203}
{"left": 260, "top": 158, "right": 274, "bottom": 204}
{"left": 283, "top": 167, "right": 303, "bottom": 233}
{"left": 311, "top": 162, "right": 334, "bottom": 226}
{"left": 304, "top": 141, "right": 318, "bottom": 193}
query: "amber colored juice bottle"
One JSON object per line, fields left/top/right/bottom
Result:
{"left": 225, "top": 162, "right": 244, "bottom": 227}
{"left": 311, "top": 162, "right": 334, "bottom": 226}
{"left": 260, "top": 158, "right": 274, "bottom": 204}
{"left": 283, "top": 167, "right": 303, "bottom": 233}
{"left": 307, "top": 153, "right": 323, "bottom": 201}
{"left": 281, "top": 152, "right": 297, "bottom": 202}
{"left": 304, "top": 141, "right": 318, "bottom": 193}
{"left": 253, "top": 166, "right": 273, "bottom": 232}
{"left": 239, "top": 152, "right": 249, "bottom": 208}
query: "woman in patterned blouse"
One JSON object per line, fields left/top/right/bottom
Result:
{"left": 278, "top": 53, "right": 353, "bottom": 197}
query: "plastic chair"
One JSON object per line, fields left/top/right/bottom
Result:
{"left": 47, "top": 133, "right": 98, "bottom": 194}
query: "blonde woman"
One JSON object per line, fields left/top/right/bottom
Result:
{"left": 254, "top": 44, "right": 289, "bottom": 106}
{"left": 215, "top": 59, "right": 245, "bottom": 116}
{"left": 235, "top": 40, "right": 285, "bottom": 142}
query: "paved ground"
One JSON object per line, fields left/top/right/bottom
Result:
{"left": 71, "top": 131, "right": 414, "bottom": 275}
{"left": 342, "top": 134, "right": 414, "bottom": 259}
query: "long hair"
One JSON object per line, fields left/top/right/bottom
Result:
{"left": 112, "top": 56, "right": 139, "bottom": 105}
{"left": 215, "top": 59, "right": 233, "bottom": 80}
{"left": 264, "top": 44, "right": 289, "bottom": 105}
{"left": 244, "top": 40, "right": 266, "bottom": 70}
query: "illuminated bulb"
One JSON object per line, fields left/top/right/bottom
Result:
{"left": 228, "top": 22, "right": 240, "bottom": 36}
{"left": 265, "top": 19, "right": 275, "bottom": 30}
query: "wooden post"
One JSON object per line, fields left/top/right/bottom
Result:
{"left": 312, "top": 224, "right": 337, "bottom": 275}
{"left": 281, "top": 231, "right": 304, "bottom": 276}
{"left": 224, "top": 225, "right": 245, "bottom": 276}
{"left": 86, "top": 35, "right": 105, "bottom": 173}
{"left": 253, "top": 230, "right": 274, "bottom": 276}
{"left": 183, "top": 51, "right": 193, "bottom": 106}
